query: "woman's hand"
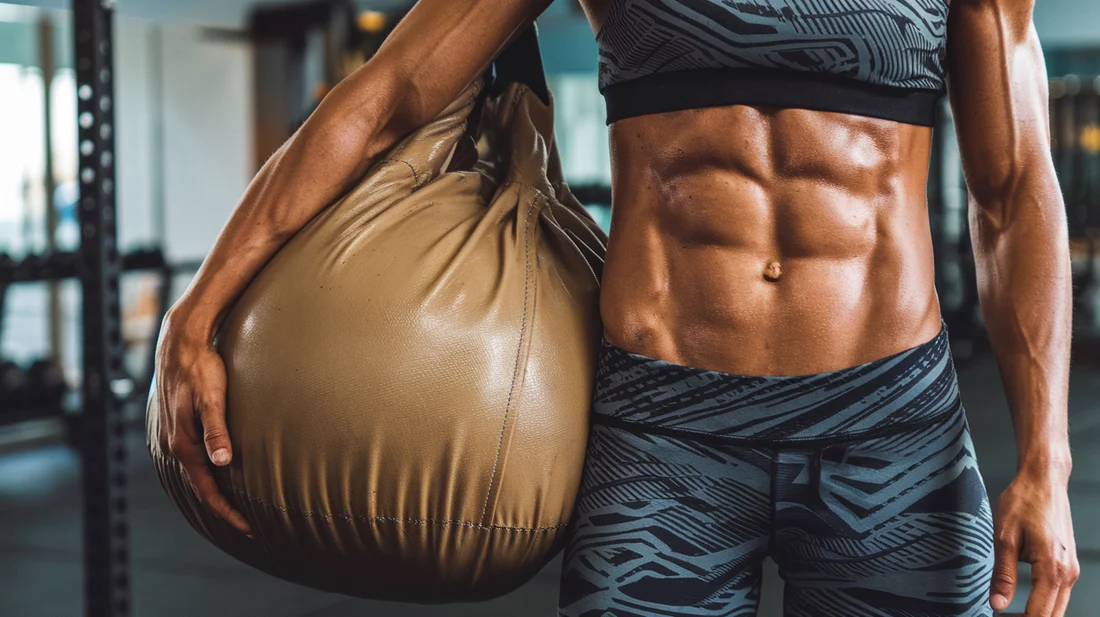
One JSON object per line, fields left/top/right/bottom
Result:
{"left": 990, "top": 470, "right": 1078, "bottom": 616}
{"left": 155, "top": 312, "right": 254, "bottom": 537}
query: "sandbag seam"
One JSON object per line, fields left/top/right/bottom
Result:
{"left": 499, "top": 180, "right": 551, "bottom": 202}
{"left": 477, "top": 81, "right": 543, "bottom": 529}
{"left": 478, "top": 193, "right": 538, "bottom": 526}
{"left": 373, "top": 158, "right": 422, "bottom": 188}
{"left": 227, "top": 488, "right": 566, "bottom": 533}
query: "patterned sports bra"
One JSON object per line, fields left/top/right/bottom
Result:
{"left": 596, "top": 0, "right": 950, "bottom": 125}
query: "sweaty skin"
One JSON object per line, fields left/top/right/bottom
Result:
{"left": 601, "top": 107, "right": 941, "bottom": 375}
{"left": 155, "top": 0, "right": 1075, "bottom": 614}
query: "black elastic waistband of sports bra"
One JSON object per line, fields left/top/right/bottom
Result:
{"left": 601, "top": 68, "right": 944, "bottom": 126}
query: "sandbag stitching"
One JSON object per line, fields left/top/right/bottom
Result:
{"left": 373, "top": 158, "right": 421, "bottom": 188}
{"left": 475, "top": 83, "right": 543, "bottom": 528}
{"left": 226, "top": 487, "right": 566, "bottom": 533}
{"left": 478, "top": 195, "right": 537, "bottom": 526}
{"left": 159, "top": 457, "right": 568, "bottom": 535}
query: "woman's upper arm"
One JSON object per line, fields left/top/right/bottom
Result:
{"left": 945, "top": 0, "right": 1058, "bottom": 220}
{"left": 339, "top": 0, "right": 555, "bottom": 136}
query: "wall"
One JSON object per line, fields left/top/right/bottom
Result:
{"left": 114, "top": 17, "right": 156, "bottom": 250}
{"left": 157, "top": 23, "right": 253, "bottom": 260}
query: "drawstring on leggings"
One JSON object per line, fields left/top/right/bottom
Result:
{"left": 809, "top": 444, "right": 849, "bottom": 498}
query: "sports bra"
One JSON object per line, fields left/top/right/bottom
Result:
{"left": 596, "top": 0, "right": 950, "bottom": 126}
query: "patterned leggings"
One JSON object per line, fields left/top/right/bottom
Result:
{"left": 558, "top": 328, "right": 995, "bottom": 617}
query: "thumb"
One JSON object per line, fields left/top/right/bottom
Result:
{"left": 199, "top": 392, "right": 232, "bottom": 467}
{"left": 990, "top": 533, "right": 1019, "bottom": 611}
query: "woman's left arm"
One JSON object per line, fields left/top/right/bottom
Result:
{"left": 946, "top": 0, "right": 1078, "bottom": 615}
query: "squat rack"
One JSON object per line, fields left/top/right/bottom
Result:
{"left": 73, "top": 0, "right": 130, "bottom": 615}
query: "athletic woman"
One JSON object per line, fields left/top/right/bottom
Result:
{"left": 155, "top": 0, "right": 1078, "bottom": 615}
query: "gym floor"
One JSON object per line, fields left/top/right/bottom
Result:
{"left": 1, "top": 349, "right": 1097, "bottom": 617}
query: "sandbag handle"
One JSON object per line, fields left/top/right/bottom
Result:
{"left": 486, "top": 23, "right": 550, "bottom": 106}
{"left": 464, "top": 24, "right": 549, "bottom": 142}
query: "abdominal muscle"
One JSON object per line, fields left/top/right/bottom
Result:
{"left": 600, "top": 104, "right": 944, "bottom": 376}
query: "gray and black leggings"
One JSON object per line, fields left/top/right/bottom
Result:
{"left": 558, "top": 327, "right": 995, "bottom": 617}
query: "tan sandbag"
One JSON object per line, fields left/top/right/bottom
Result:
{"left": 146, "top": 78, "right": 606, "bottom": 601}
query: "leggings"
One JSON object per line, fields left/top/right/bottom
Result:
{"left": 558, "top": 327, "right": 995, "bottom": 617}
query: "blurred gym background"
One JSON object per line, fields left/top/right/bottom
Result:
{"left": 0, "top": 0, "right": 1099, "bottom": 615}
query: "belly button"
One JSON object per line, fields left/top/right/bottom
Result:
{"left": 763, "top": 261, "right": 782, "bottom": 282}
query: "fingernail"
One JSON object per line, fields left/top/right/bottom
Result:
{"left": 246, "top": 533, "right": 256, "bottom": 540}
{"left": 990, "top": 594, "right": 1007, "bottom": 609}
{"left": 211, "top": 449, "right": 230, "bottom": 465}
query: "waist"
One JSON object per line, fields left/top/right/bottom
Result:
{"left": 591, "top": 323, "right": 961, "bottom": 445}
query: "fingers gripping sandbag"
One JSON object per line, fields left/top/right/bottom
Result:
{"left": 146, "top": 70, "right": 606, "bottom": 601}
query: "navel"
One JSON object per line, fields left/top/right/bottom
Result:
{"left": 763, "top": 261, "right": 782, "bottom": 282}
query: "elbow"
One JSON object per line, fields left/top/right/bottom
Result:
{"left": 965, "top": 176, "right": 1013, "bottom": 235}
{"left": 963, "top": 140, "right": 1061, "bottom": 226}
{"left": 965, "top": 159, "right": 1020, "bottom": 215}
{"left": 313, "top": 61, "right": 413, "bottom": 159}
{"left": 965, "top": 156, "right": 1039, "bottom": 232}
{"left": 965, "top": 159, "right": 1068, "bottom": 249}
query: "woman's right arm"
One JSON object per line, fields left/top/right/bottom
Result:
{"left": 157, "top": 0, "right": 555, "bottom": 536}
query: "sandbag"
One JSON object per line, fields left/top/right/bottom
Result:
{"left": 146, "top": 65, "right": 606, "bottom": 601}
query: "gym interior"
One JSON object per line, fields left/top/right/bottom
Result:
{"left": 2, "top": 0, "right": 1100, "bottom": 615}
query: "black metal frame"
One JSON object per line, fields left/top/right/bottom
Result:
{"left": 73, "top": 0, "right": 130, "bottom": 615}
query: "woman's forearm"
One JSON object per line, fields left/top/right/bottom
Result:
{"left": 167, "top": 65, "right": 412, "bottom": 342}
{"left": 970, "top": 165, "right": 1073, "bottom": 481}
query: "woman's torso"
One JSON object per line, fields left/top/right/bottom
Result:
{"left": 576, "top": 0, "right": 947, "bottom": 376}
